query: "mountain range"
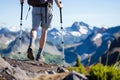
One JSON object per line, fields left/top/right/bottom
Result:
{"left": 0, "top": 21, "right": 120, "bottom": 66}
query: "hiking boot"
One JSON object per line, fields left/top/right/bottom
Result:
{"left": 36, "top": 54, "right": 45, "bottom": 61}
{"left": 36, "top": 54, "right": 41, "bottom": 61}
{"left": 27, "top": 48, "right": 34, "bottom": 60}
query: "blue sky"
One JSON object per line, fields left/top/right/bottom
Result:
{"left": 0, "top": 0, "right": 120, "bottom": 31}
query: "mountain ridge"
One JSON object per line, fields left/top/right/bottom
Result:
{"left": 0, "top": 21, "right": 120, "bottom": 66}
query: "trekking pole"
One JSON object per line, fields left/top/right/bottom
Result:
{"left": 26, "top": 6, "right": 31, "bottom": 20}
{"left": 59, "top": 1, "right": 65, "bottom": 62}
{"left": 18, "top": 2, "right": 24, "bottom": 57}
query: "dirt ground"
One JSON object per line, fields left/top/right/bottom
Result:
{"left": 0, "top": 57, "right": 69, "bottom": 80}
{"left": 3, "top": 57, "right": 58, "bottom": 73}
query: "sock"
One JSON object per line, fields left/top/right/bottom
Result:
{"left": 29, "top": 37, "right": 32, "bottom": 48}
{"left": 29, "top": 37, "right": 35, "bottom": 48}
{"left": 37, "top": 48, "right": 43, "bottom": 57}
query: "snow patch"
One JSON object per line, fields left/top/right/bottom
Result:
{"left": 79, "top": 26, "right": 88, "bottom": 34}
{"left": 92, "top": 33, "right": 102, "bottom": 41}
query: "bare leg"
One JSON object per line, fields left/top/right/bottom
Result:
{"left": 27, "top": 29, "right": 37, "bottom": 60}
{"left": 40, "top": 27, "right": 47, "bottom": 48}
{"left": 29, "top": 29, "right": 37, "bottom": 48}
{"left": 36, "top": 27, "right": 47, "bottom": 60}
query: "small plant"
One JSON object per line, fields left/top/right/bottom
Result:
{"left": 75, "top": 55, "right": 81, "bottom": 67}
{"left": 67, "top": 56, "right": 85, "bottom": 74}
{"left": 88, "top": 63, "right": 120, "bottom": 80}
{"left": 89, "top": 63, "right": 106, "bottom": 80}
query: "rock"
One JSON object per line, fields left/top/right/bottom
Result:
{"left": 0, "top": 56, "right": 12, "bottom": 69}
{"left": 57, "top": 66, "right": 69, "bottom": 73}
{"left": 63, "top": 71, "right": 88, "bottom": 80}
{"left": 45, "top": 70, "right": 56, "bottom": 74}
{"left": 0, "top": 56, "right": 29, "bottom": 80}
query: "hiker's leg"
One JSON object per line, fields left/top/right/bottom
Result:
{"left": 36, "top": 27, "right": 47, "bottom": 60}
{"left": 40, "top": 27, "right": 47, "bottom": 49}
{"left": 36, "top": 7, "right": 53, "bottom": 61}
{"left": 30, "top": 7, "right": 41, "bottom": 49}
{"left": 29, "top": 29, "right": 37, "bottom": 48}
{"left": 38, "top": 6, "right": 52, "bottom": 49}
{"left": 27, "top": 7, "right": 40, "bottom": 60}
{"left": 27, "top": 28, "right": 37, "bottom": 60}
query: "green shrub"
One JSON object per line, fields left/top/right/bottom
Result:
{"left": 75, "top": 56, "right": 81, "bottom": 67}
{"left": 107, "top": 62, "right": 120, "bottom": 80}
{"left": 89, "top": 63, "right": 107, "bottom": 80}
{"left": 67, "top": 56, "right": 85, "bottom": 74}
{"left": 67, "top": 66, "right": 85, "bottom": 74}
{"left": 88, "top": 63, "right": 120, "bottom": 80}
{"left": 106, "top": 67, "right": 117, "bottom": 80}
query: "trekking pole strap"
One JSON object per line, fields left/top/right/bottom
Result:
{"left": 26, "top": 6, "right": 31, "bottom": 20}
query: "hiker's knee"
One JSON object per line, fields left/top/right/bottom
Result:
{"left": 41, "top": 27, "right": 47, "bottom": 36}
{"left": 31, "top": 29, "right": 37, "bottom": 38}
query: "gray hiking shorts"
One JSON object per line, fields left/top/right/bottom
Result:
{"left": 32, "top": 6, "right": 53, "bottom": 30}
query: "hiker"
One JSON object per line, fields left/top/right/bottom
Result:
{"left": 20, "top": 0, "right": 62, "bottom": 61}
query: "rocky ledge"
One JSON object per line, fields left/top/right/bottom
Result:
{"left": 0, "top": 56, "right": 87, "bottom": 80}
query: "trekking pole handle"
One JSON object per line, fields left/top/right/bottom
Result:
{"left": 20, "top": 0, "right": 24, "bottom": 4}
{"left": 59, "top": 1, "right": 62, "bottom": 24}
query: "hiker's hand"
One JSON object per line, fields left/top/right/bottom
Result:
{"left": 55, "top": 0, "right": 63, "bottom": 8}
{"left": 59, "top": 1, "right": 63, "bottom": 8}
{"left": 20, "top": 0, "right": 24, "bottom": 4}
